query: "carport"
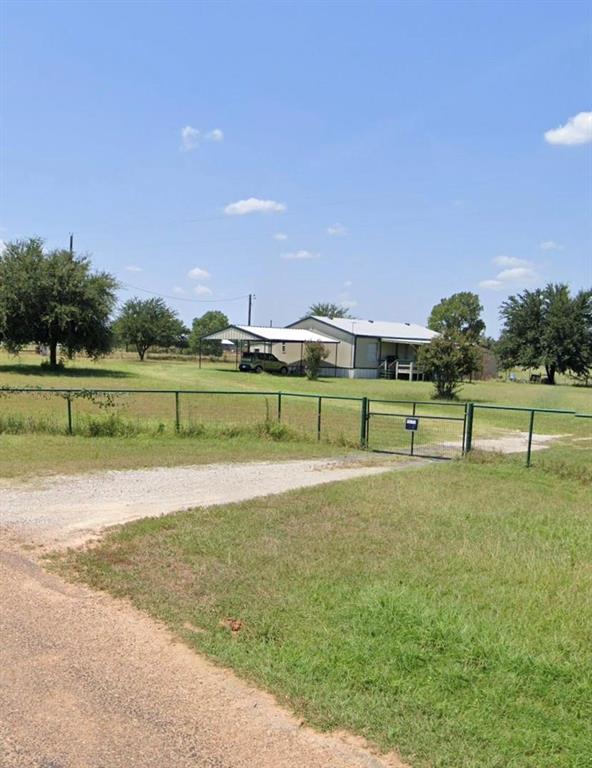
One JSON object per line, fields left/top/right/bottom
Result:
{"left": 200, "top": 324, "right": 340, "bottom": 374}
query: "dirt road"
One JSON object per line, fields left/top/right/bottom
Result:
{"left": 1, "top": 458, "right": 412, "bottom": 768}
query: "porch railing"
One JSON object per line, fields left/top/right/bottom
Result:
{"left": 378, "top": 359, "right": 425, "bottom": 380}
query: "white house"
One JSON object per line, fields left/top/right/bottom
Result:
{"left": 283, "top": 316, "right": 438, "bottom": 378}
{"left": 201, "top": 316, "right": 438, "bottom": 379}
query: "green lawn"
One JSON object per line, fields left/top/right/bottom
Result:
{"left": 2, "top": 350, "right": 591, "bottom": 411}
{"left": 56, "top": 457, "right": 592, "bottom": 768}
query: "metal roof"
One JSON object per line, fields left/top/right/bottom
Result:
{"left": 301, "top": 316, "right": 438, "bottom": 342}
{"left": 202, "top": 325, "right": 339, "bottom": 344}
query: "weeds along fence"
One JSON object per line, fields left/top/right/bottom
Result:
{"left": 0, "top": 387, "right": 463, "bottom": 454}
{"left": 0, "top": 387, "right": 589, "bottom": 465}
{"left": 0, "top": 388, "right": 367, "bottom": 447}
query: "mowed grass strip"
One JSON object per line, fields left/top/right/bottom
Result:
{"left": 57, "top": 460, "right": 592, "bottom": 768}
{"left": 0, "top": 432, "right": 350, "bottom": 478}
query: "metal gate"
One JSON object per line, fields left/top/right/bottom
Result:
{"left": 365, "top": 399, "right": 468, "bottom": 459}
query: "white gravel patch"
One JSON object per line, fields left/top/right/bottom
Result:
{"left": 0, "top": 458, "right": 414, "bottom": 546}
{"left": 470, "top": 431, "right": 565, "bottom": 454}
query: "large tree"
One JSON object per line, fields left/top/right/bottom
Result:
{"left": 308, "top": 302, "right": 351, "bottom": 319}
{"left": 428, "top": 291, "right": 485, "bottom": 341}
{"left": 498, "top": 283, "right": 592, "bottom": 384}
{"left": 0, "top": 238, "right": 118, "bottom": 368}
{"left": 114, "top": 297, "right": 187, "bottom": 360}
{"left": 427, "top": 291, "right": 485, "bottom": 380}
{"left": 188, "top": 310, "right": 229, "bottom": 356}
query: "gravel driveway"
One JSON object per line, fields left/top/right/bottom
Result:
{"left": 0, "top": 457, "right": 407, "bottom": 547}
{"left": 1, "top": 457, "right": 414, "bottom": 768}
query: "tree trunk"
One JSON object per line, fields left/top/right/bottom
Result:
{"left": 137, "top": 346, "right": 146, "bottom": 361}
{"left": 545, "top": 364, "right": 556, "bottom": 385}
{"left": 49, "top": 341, "right": 58, "bottom": 368}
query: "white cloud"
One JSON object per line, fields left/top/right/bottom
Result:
{"left": 493, "top": 255, "right": 530, "bottom": 268}
{"left": 327, "top": 222, "right": 348, "bottom": 237}
{"left": 280, "top": 250, "right": 320, "bottom": 260}
{"left": 544, "top": 111, "right": 592, "bottom": 146}
{"left": 194, "top": 284, "right": 213, "bottom": 296}
{"left": 180, "top": 125, "right": 223, "bottom": 151}
{"left": 224, "top": 197, "right": 286, "bottom": 215}
{"left": 496, "top": 267, "right": 537, "bottom": 282}
{"left": 344, "top": 280, "right": 353, "bottom": 288}
{"left": 273, "top": 232, "right": 288, "bottom": 241}
{"left": 539, "top": 240, "right": 564, "bottom": 251}
{"left": 187, "top": 266, "right": 211, "bottom": 280}
{"left": 172, "top": 286, "right": 187, "bottom": 296}
{"left": 478, "top": 279, "right": 504, "bottom": 291}
{"left": 479, "top": 256, "right": 540, "bottom": 292}
{"left": 181, "top": 125, "right": 200, "bottom": 151}
{"left": 340, "top": 299, "right": 358, "bottom": 309}
{"left": 206, "top": 128, "right": 224, "bottom": 142}
{"left": 124, "top": 265, "right": 143, "bottom": 273}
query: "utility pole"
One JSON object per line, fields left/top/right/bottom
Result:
{"left": 69, "top": 233, "right": 74, "bottom": 256}
{"left": 247, "top": 293, "right": 255, "bottom": 325}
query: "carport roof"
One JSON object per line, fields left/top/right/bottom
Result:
{"left": 202, "top": 325, "right": 339, "bottom": 344}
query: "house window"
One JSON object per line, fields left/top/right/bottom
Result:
{"left": 367, "top": 342, "right": 378, "bottom": 364}
{"left": 281, "top": 343, "right": 286, "bottom": 354}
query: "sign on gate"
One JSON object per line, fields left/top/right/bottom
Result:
{"left": 405, "top": 417, "right": 419, "bottom": 431}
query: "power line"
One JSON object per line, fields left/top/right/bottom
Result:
{"left": 120, "top": 282, "right": 251, "bottom": 304}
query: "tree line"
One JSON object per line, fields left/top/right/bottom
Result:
{"left": 1, "top": 239, "right": 590, "bottom": 392}
{"left": 419, "top": 287, "right": 591, "bottom": 397}
{"left": 0, "top": 238, "right": 229, "bottom": 365}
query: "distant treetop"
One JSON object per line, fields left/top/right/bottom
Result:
{"left": 307, "top": 302, "right": 352, "bottom": 319}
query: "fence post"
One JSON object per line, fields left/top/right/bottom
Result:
{"left": 461, "top": 402, "right": 468, "bottom": 454}
{"left": 66, "top": 395, "right": 73, "bottom": 435}
{"left": 464, "top": 403, "right": 474, "bottom": 453}
{"left": 277, "top": 392, "right": 282, "bottom": 422}
{"left": 317, "top": 396, "right": 322, "bottom": 441}
{"left": 526, "top": 410, "right": 535, "bottom": 468}
{"left": 360, "top": 397, "right": 369, "bottom": 448}
{"left": 175, "top": 391, "right": 180, "bottom": 432}
{"left": 410, "top": 402, "right": 417, "bottom": 456}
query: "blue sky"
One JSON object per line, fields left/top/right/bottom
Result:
{"left": 2, "top": 0, "right": 591, "bottom": 335}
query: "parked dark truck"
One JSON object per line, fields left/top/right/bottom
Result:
{"left": 239, "top": 352, "right": 289, "bottom": 374}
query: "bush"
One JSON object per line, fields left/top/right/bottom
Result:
{"left": 303, "top": 342, "right": 329, "bottom": 380}
{"left": 418, "top": 332, "right": 480, "bottom": 399}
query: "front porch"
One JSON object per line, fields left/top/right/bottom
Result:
{"left": 376, "top": 339, "right": 427, "bottom": 380}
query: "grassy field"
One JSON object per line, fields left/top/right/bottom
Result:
{"left": 57, "top": 457, "right": 592, "bottom": 768}
{"left": 6, "top": 352, "right": 590, "bottom": 764}
{"left": 2, "top": 350, "right": 591, "bottom": 409}
{"left": 1, "top": 351, "right": 590, "bottom": 475}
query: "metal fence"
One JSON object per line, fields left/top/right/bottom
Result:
{"left": 1, "top": 387, "right": 589, "bottom": 466}
{"left": 0, "top": 387, "right": 366, "bottom": 446}
{"left": 467, "top": 403, "right": 592, "bottom": 467}
{"left": 364, "top": 398, "right": 467, "bottom": 458}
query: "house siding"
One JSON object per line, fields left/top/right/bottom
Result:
{"left": 288, "top": 318, "right": 355, "bottom": 369}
